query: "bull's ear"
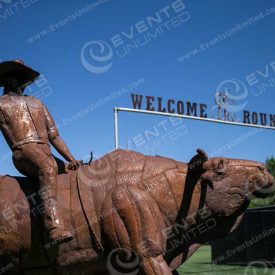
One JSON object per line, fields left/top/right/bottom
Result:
{"left": 188, "top": 148, "right": 208, "bottom": 174}
{"left": 212, "top": 158, "right": 229, "bottom": 175}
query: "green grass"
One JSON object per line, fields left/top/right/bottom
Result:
{"left": 177, "top": 246, "right": 275, "bottom": 275}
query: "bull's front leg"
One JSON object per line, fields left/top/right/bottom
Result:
{"left": 102, "top": 185, "right": 172, "bottom": 275}
{"left": 140, "top": 255, "right": 173, "bottom": 275}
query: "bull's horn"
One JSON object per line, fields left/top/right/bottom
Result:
{"left": 188, "top": 148, "right": 208, "bottom": 174}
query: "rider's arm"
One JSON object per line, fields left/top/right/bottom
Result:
{"left": 50, "top": 136, "right": 75, "bottom": 162}
{"left": 43, "top": 106, "right": 80, "bottom": 170}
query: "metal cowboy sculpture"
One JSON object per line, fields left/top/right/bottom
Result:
{"left": 0, "top": 61, "right": 274, "bottom": 275}
{"left": 0, "top": 60, "right": 81, "bottom": 245}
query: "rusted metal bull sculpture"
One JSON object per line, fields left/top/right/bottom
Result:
{"left": 0, "top": 149, "right": 273, "bottom": 274}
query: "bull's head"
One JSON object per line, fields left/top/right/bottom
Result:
{"left": 188, "top": 149, "right": 275, "bottom": 217}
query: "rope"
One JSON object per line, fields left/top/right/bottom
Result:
{"left": 76, "top": 167, "right": 104, "bottom": 252}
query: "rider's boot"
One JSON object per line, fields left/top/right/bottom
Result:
{"left": 44, "top": 205, "right": 73, "bottom": 245}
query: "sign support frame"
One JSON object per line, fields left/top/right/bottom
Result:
{"left": 114, "top": 107, "right": 275, "bottom": 149}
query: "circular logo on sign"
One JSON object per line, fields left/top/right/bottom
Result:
{"left": 215, "top": 79, "right": 248, "bottom": 113}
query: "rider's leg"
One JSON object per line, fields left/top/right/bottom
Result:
{"left": 12, "top": 143, "right": 73, "bottom": 244}
{"left": 38, "top": 153, "right": 73, "bottom": 244}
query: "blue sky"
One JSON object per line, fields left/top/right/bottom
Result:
{"left": 0, "top": 0, "right": 275, "bottom": 176}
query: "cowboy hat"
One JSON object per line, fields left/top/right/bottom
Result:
{"left": 0, "top": 60, "right": 40, "bottom": 87}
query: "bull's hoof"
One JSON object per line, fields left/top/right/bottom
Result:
{"left": 48, "top": 228, "right": 73, "bottom": 245}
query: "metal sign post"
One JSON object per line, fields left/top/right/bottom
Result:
{"left": 114, "top": 108, "right": 119, "bottom": 150}
{"left": 114, "top": 107, "right": 275, "bottom": 149}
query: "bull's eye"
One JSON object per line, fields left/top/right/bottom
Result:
{"left": 258, "top": 166, "right": 265, "bottom": 172}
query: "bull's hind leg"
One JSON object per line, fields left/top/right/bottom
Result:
{"left": 102, "top": 185, "right": 172, "bottom": 275}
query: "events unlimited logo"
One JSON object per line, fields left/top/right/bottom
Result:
{"left": 80, "top": 0, "right": 190, "bottom": 74}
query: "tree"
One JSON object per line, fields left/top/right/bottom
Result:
{"left": 266, "top": 157, "right": 275, "bottom": 179}
{"left": 249, "top": 157, "right": 275, "bottom": 208}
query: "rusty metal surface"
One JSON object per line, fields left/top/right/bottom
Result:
{"left": 0, "top": 61, "right": 82, "bottom": 250}
{"left": 0, "top": 94, "right": 58, "bottom": 150}
{"left": 0, "top": 149, "right": 273, "bottom": 275}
